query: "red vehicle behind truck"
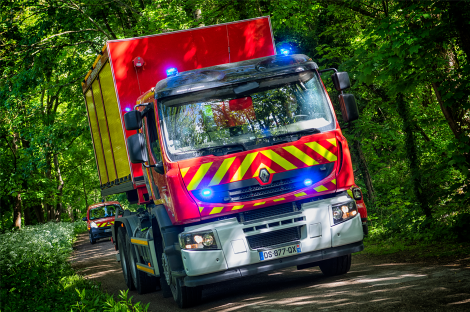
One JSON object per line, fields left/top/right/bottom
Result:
{"left": 82, "top": 201, "right": 122, "bottom": 244}
{"left": 82, "top": 17, "right": 367, "bottom": 308}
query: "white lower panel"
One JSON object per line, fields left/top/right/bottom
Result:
{"left": 182, "top": 249, "right": 228, "bottom": 276}
{"left": 331, "top": 214, "right": 363, "bottom": 248}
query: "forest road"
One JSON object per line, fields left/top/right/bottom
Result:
{"left": 71, "top": 233, "right": 470, "bottom": 312}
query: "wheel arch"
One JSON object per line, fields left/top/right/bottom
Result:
{"left": 114, "top": 215, "right": 140, "bottom": 251}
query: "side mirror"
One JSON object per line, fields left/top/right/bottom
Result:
{"left": 155, "top": 161, "right": 164, "bottom": 175}
{"left": 338, "top": 94, "right": 359, "bottom": 122}
{"left": 124, "top": 110, "right": 142, "bottom": 130}
{"left": 331, "top": 72, "right": 351, "bottom": 91}
{"left": 127, "top": 133, "right": 148, "bottom": 163}
{"left": 82, "top": 216, "right": 87, "bottom": 221}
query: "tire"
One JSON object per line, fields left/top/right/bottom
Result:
{"left": 363, "top": 223, "right": 369, "bottom": 236}
{"left": 319, "top": 254, "right": 351, "bottom": 277}
{"left": 172, "top": 277, "right": 202, "bottom": 309}
{"left": 89, "top": 232, "right": 96, "bottom": 244}
{"left": 118, "top": 226, "right": 135, "bottom": 290}
{"left": 159, "top": 237, "right": 202, "bottom": 308}
{"left": 127, "top": 235, "right": 159, "bottom": 294}
{"left": 155, "top": 238, "right": 172, "bottom": 298}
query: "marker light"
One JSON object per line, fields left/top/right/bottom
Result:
{"left": 202, "top": 188, "right": 212, "bottom": 197}
{"left": 280, "top": 48, "right": 290, "bottom": 56}
{"left": 125, "top": 107, "right": 131, "bottom": 112}
{"left": 303, "top": 178, "right": 313, "bottom": 186}
{"left": 166, "top": 67, "right": 178, "bottom": 77}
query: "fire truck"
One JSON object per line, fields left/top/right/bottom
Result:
{"left": 81, "top": 17, "right": 367, "bottom": 308}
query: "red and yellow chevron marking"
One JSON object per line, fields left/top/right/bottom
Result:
{"left": 197, "top": 173, "right": 337, "bottom": 218}
{"left": 98, "top": 221, "right": 114, "bottom": 227}
{"left": 179, "top": 134, "right": 338, "bottom": 191}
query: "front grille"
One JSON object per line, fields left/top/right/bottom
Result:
{"left": 238, "top": 202, "right": 299, "bottom": 223}
{"left": 246, "top": 226, "right": 302, "bottom": 249}
{"left": 229, "top": 178, "right": 302, "bottom": 201}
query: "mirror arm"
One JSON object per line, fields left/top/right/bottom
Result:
{"left": 133, "top": 102, "right": 153, "bottom": 118}
{"left": 319, "top": 68, "right": 344, "bottom": 95}
{"left": 318, "top": 68, "right": 337, "bottom": 74}
{"left": 143, "top": 163, "right": 157, "bottom": 168}
{"left": 134, "top": 102, "right": 152, "bottom": 109}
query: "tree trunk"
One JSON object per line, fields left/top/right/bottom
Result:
{"left": 12, "top": 132, "right": 22, "bottom": 229}
{"left": 353, "top": 139, "right": 375, "bottom": 203}
{"left": 82, "top": 176, "right": 88, "bottom": 209}
{"left": 431, "top": 82, "right": 461, "bottom": 139}
{"left": 45, "top": 150, "right": 54, "bottom": 221}
{"left": 13, "top": 193, "right": 22, "bottom": 229}
{"left": 33, "top": 204, "right": 45, "bottom": 223}
{"left": 396, "top": 93, "right": 432, "bottom": 220}
{"left": 23, "top": 204, "right": 31, "bottom": 226}
{"left": 67, "top": 204, "right": 75, "bottom": 222}
{"left": 54, "top": 154, "right": 64, "bottom": 221}
{"left": 448, "top": 1, "right": 470, "bottom": 66}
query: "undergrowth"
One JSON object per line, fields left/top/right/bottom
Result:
{"left": 0, "top": 222, "right": 149, "bottom": 312}
{"left": 361, "top": 211, "right": 470, "bottom": 260}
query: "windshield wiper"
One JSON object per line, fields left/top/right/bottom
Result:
{"left": 271, "top": 128, "right": 321, "bottom": 139}
{"left": 176, "top": 143, "right": 247, "bottom": 155}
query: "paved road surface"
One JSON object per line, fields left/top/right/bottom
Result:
{"left": 70, "top": 233, "right": 470, "bottom": 311}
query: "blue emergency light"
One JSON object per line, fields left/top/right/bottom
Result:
{"left": 125, "top": 107, "right": 131, "bottom": 112}
{"left": 303, "top": 178, "right": 313, "bottom": 187}
{"left": 166, "top": 67, "right": 178, "bottom": 77}
{"left": 280, "top": 48, "right": 290, "bottom": 56}
{"left": 201, "top": 188, "right": 212, "bottom": 197}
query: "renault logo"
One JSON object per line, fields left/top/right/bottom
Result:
{"left": 259, "top": 168, "right": 270, "bottom": 183}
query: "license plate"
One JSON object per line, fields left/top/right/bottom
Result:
{"left": 259, "top": 244, "right": 301, "bottom": 261}
{"left": 104, "top": 229, "right": 112, "bottom": 232}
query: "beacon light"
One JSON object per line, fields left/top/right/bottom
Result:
{"left": 166, "top": 67, "right": 178, "bottom": 77}
{"left": 280, "top": 48, "right": 290, "bottom": 56}
{"left": 303, "top": 178, "right": 313, "bottom": 187}
{"left": 125, "top": 107, "right": 131, "bottom": 112}
{"left": 202, "top": 188, "right": 212, "bottom": 197}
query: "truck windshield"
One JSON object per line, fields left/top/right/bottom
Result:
{"left": 158, "top": 71, "right": 335, "bottom": 160}
{"left": 89, "top": 205, "right": 119, "bottom": 220}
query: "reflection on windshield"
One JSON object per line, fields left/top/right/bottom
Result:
{"left": 159, "top": 72, "right": 334, "bottom": 159}
{"left": 89, "top": 205, "right": 118, "bottom": 220}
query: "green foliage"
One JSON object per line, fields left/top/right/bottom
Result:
{"left": 0, "top": 222, "right": 147, "bottom": 312}
{"left": 1, "top": 0, "right": 469, "bottom": 246}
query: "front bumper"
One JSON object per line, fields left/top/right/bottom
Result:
{"left": 180, "top": 192, "right": 364, "bottom": 286}
{"left": 185, "top": 241, "right": 363, "bottom": 287}
{"left": 90, "top": 226, "right": 112, "bottom": 240}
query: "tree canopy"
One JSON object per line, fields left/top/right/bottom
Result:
{"left": 1, "top": 0, "right": 469, "bottom": 241}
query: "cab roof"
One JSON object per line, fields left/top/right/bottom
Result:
{"left": 154, "top": 54, "right": 318, "bottom": 100}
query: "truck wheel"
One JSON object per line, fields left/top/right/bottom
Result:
{"left": 89, "top": 232, "right": 96, "bottom": 244}
{"left": 127, "top": 236, "right": 159, "bottom": 294}
{"left": 363, "top": 223, "right": 369, "bottom": 236}
{"left": 118, "top": 226, "right": 135, "bottom": 290}
{"left": 155, "top": 238, "right": 172, "bottom": 298}
{"left": 160, "top": 244, "right": 202, "bottom": 308}
{"left": 319, "top": 254, "right": 351, "bottom": 277}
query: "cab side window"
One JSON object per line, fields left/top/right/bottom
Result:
{"left": 147, "top": 106, "right": 162, "bottom": 162}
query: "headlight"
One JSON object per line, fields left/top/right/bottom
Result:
{"left": 90, "top": 221, "right": 98, "bottom": 228}
{"left": 179, "top": 230, "right": 219, "bottom": 250}
{"left": 331, "top": 201, "right": 358, "bottom": 225}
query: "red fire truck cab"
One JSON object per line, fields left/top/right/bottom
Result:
{"left": 82, "top": 201, "right": 122, "bottom": 244}
{"left": 82, "top": 17, "right": 367, "bottom": 308}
